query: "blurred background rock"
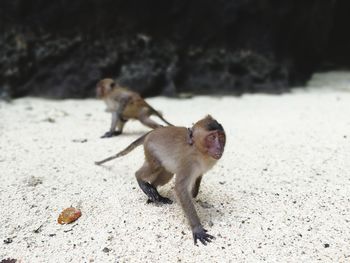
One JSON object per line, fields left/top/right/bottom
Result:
{"left": 0, "top": 0, "right": 349, "bottom": 99}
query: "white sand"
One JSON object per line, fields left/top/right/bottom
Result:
{"left": 1, "top": 72, "right": 350, "bottom": 262}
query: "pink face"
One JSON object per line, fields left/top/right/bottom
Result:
{"left": 205, "top": 131, "right": 226, "bottom": 159}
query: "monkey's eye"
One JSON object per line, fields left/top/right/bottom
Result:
{"left": 110, "top": 82, "right": 115, "bottom": 88}
{"left": 208, "top": 134, "right": 216, "bottom": 141}
{"left": 218, "top": 133, "right": 225, "bottom": 142}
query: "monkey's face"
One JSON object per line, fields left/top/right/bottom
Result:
{"left": 96, "top": 78, "right": 115, "bottom": 98}
{"left": 205, "top": 130, "right": 226, "bottom": 159}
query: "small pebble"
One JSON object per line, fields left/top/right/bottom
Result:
{"left": 3, "top": 238, "right": 13, "bottom": 244}
{"left": 26, "top": 176, "right": 43, "bottom": 187}
{"left": 103, "top": 247, "right": 110, "bottom": 253}
{"left": 0, "top": 259, "right": 17, "bottom": 263}
{"left": 44, "top": 117, "right": 55, "bottom": 123}
{"left": 72, "top": 139, "right": 88, "bottom": 143}
{"left": 58, "top": 207, "right": 82, "bottom": 224}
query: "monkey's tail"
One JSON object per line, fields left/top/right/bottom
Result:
{"left": 95, "top": 132, "right": 150, "bottom": 165}
{"left": 147, "top": 103, "right": 174, "bottom": 126}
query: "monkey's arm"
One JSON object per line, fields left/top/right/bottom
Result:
{"left": 101, "top": 112, "right": 122, "bottom": 138}
{"left": 192, "top": 175, "right": 202, "bottom": 198}
{"left": 101, "top": 96, "right": 130, "bottom": 138}
{"left": 175, "top": 174, "right": 214, "bottom": 245}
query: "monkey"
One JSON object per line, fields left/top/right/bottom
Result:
{"left": 96, "top": 78, "right": 174, "bottom": 138}
{"left": 95, "top": 115, "right": 226, "bottom": 245}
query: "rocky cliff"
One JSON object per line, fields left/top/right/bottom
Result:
{"left": 1, "top": 0, "right": 346, "bottom": 98}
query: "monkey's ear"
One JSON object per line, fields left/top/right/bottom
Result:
{"left": 205, "top": 114, "right": 213, "bottom": 120}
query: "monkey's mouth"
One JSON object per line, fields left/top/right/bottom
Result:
{"left": 212, "top": 152, "right": 222, "bottom": 159}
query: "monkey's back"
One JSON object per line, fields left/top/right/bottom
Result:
{"left": 122, "top": 92, "right": 149, "bottom": 119}
{"left": 144, "top": 127, "right": 201, "bottom": 174}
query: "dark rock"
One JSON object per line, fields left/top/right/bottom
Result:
{"left": 0, "top": 259, "right": 17, "bottom": 263}
{"left": 3, "top": 238, "right": 13, "bottom": 244}
{"left": 0, "top": 0, "right": 345, "bottom": 99}
{"left": 26, "top": 176, "right": 43, "bottom": 187}
{"left": 102, "top": 247, "right": 110, "bottom": 253}
{"left": 72, "top": 139, "right": 88, "bottom": 143}
{"left": 33, "top": 224, "right": 43, "bottom": 233}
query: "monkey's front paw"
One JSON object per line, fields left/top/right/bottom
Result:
{"left": 101, "top": 131, "right": 122, "bottom": 138}
{"left": 192, "top": 226, "right": 215, "bottom": 246}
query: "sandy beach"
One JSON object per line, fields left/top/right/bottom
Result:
{"left": 1, "top": 72, "right": 350, "bottom": 262}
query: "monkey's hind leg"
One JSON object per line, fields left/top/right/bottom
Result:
{"left": 138, "top": 108, "right": 163, "bottom": 129}
{"left": 135, "top": 163, "right": 173, "bottom": 204}
{"left": 140, "top": 182, "right": 173, "bottom": 204}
